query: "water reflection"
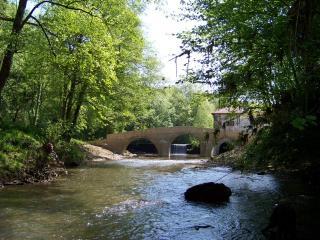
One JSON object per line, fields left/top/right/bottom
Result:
{"left": 0, "top": 158, "right": 311, "bottom": 239}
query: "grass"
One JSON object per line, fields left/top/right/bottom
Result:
{"left": 0, "top": 129, "right": 41, "bottom": 177}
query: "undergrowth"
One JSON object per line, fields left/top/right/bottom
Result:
{"left": 240, "top": 123, "right": 320, "bottom": 171}
{"left": 0, "top": 124, "right": 86, "bottom": 182}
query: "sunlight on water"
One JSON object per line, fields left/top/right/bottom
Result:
{"left": 107, "top": 158, "right": 206, "bottom": 167}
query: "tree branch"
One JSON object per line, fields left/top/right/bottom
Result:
{"left": 30, "top": 16, "right": 56, "bottom": 57}
{"left": 0, "top": 15, "right": 38, "bottom": 27}
{"left": 1, "top": 14, "right": 58, "bottom": 38}
{"left": 22, "top": 0, "right": 94, "bottom": 27}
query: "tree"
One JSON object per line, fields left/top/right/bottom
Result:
{"left": 180, "top": 0, "right": 320, "bottom": 165}
{"left": 0, "top": 0, "right": 162, "bottom": 140}
{"left": 0, "top": 0, "right": 114, "bottom": 94}
{"left": 193, "top": 99, "right": 214, "bottom": 128}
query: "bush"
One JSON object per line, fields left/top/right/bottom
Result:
{"left": 240, "top": 120, "right": 320, "bottom": 170}
{"left": 44, "top": 121, "right": 71, "bottom": 144}
{"left": 55, "top": 140, "right": 86, "bottom": 167}
{"left": 239, "top": 133, "right": 269, "bottom": 170}
{"left": 0, "top": 129, "right": 41, "bottom": 176}
{"left": 0, "top": 129, "right": 41, "bottom": 150}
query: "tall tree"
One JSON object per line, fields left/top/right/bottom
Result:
{"left": 0, "top": 0, "right": 103, "bottom": 94}
{"left": 0, "top": 0, "right": 27, "bottom": 92}
{"left": 180, "top": 0, "right": 320, "bottom": 164}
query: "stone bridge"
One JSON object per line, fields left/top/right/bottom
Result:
{"left": 95, "top": 126, "right": 242, "bottom": 158}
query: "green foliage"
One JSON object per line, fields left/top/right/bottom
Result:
{"left": 0, "top": 0, "right": 217, "bottom": 147}
{"left": 241, "top": 120, "right": 320, "bottom": 170}
{"left": 0, "top": 129, "right": 41, "bottom": 175}
{"left": 291, "top": 115, "right": 317, "bottom": 131}
{"left": 44, "top": 121, "right": 68, "bottom": 144}
{"left": 134, "top": 86, "right": 217, "bottom": 130}
{"left": 0, "top": 0, "right": 164, "bottom": 139}
{"left": 180, "top": 0, "right": 320, "bottom": 167}
{"left": 193, "top": 99, "right": 214, "bottom": 128}
{"left": 0, "top": 129, "right": 41, "bottom": 153}
{"left": 240, "top": 128, "right": 274, "bottom": 170}
{"left": 0, "top": 0, "right": 219, "bottom": 182}
{"left": 55, "top": 140, "right": 86, "bottom": 167}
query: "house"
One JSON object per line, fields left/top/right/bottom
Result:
{"left": 211, "top": 107, "right": 251, "bottom": 131}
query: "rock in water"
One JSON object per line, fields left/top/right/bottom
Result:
{"left": 184, "top": 182, "right": 231, "bottom": 203}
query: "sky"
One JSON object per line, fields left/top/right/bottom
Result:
{"left": 140, "top": 0, "right": 195, "bottom": 84}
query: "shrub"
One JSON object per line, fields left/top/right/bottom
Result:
{"left": 55, "top": 140, "right": 86, "bottom": 167}
{"left": 0, "top": 129, "right": 41, "bottom": 176}
{"left": 44, "top": 121, "right": 69, "bottom": 144}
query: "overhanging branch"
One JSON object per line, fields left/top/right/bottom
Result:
{"left": 30, "top": 16, "right": 56, "bottom": 57}
{"left": 1, "top": 14, "right": 58, "bottom": 38}
{"left": 0, "top": 15, "right": 38, "bottom": 27}
{"left": 22, "top": 0, "right": 95, "bottom": 27}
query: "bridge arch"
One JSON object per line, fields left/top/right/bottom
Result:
{"left": 211, "top": 138, "right": 234, "bottom": 156}
{"left": 125, "top": 137, "right": 159, "bottom": 155}
{"left": 170, "top": 133, "right": 201, "bottom": 155}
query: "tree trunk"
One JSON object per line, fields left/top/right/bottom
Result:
{"left": 13, "top": 107, "right": 20, "bottom": 122}
{"left": 72, "top": 83, "right": 88, "bottom": 126}
{"left": 60, "top": 79, "right": 69, "bottom": 120}
{"left": 0, "top": 0, "right": 28, "bottom": 93}
{"left": 65, "top": 74, "right": 77, "bottom": 121}
{"left": 33, "top": 82, "right": 43, "bottom": 126}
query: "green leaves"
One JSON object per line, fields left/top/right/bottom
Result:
{"left": 0, "top": 0, "right": 161, "bottom": 138}
{"left": 291, "top": 115, "right": 317, "bottom": 131}
{"left": 180, "top": 0, "right": 320, "bottom": 166}
{"left": 180, "top": 0, "right": 293, "bottom": 103}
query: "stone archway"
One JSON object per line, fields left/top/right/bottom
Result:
{"left": 211, "top": 138, "right": 234, "bottom": 156}
{"left": 170, "top": 134, "right": 201, "bottom": 155}
{"left": 125, "top": 138, "right": 159, "bottom": 155}
{"left": 121, "top": 136, "right": 160, "bottom": 154}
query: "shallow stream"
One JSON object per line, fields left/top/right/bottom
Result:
{"left": 0, "top": 158, "right": 318, "bottom": 239}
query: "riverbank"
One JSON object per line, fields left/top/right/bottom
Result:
{"left": 209, "top": 146, "right": 320, "bottom": 195}
{"left": 0, "top": 164, "right": 67, "bottom": 188}
{"left": 207, "top": 147, "right": 244, "bottom": 169}
{"left": 82, "top": 144, "right": 124, "bottom": 161}
{"left": 0, "top": 142, "right": 128, "bottom": 189}
{"left": 0, "top": 128, "right": 84, "bottom": 189}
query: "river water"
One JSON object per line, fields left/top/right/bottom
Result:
{"left": 0, "top": 158, "right": 318, "bottom": 240}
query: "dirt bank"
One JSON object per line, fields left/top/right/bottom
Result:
{"left": 82, "top": 143, "right": 137, "bottom": 162}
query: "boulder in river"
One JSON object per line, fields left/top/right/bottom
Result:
{"left": 184, "top": 182, "right": 231, "bottom": 203}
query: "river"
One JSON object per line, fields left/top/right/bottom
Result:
{"left": 0, "top": 158, "right": 318, "bottom": 239}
